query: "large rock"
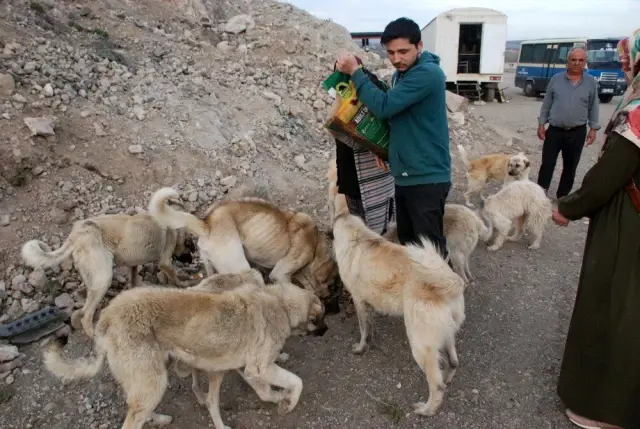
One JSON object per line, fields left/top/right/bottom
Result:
{"left": 224, "top": 14, "right": 255, "bottom": 34}
{"left": 0, "top": 73, "right": 15, "bottom": 98}
{"left": 446, "top": 90, "right": 469, "bottom": 113}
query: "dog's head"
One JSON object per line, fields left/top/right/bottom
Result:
{"left": 507, "top": 152, "right": 531, "bottom": 178}
{"left": 295, "top": 231, "right": 338, "bottom": 301}
{"left": 276, "top": 282, "right": 328, "bottom": 337}
{"left": 172, "top": 229, "right": 197, "bottom": 264}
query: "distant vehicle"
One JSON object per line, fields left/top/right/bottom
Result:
{"left": 421, "top": 7, "right": 508, "bottom": 101}
{"left": 514, "top": 37, "right": 627, "bottom": 103}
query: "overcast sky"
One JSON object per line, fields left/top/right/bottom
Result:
{"left": 287, "top": 0, "right": 639, "bottom": 40}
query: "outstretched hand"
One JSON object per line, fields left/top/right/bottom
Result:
{"left": 374, "top": 155, "right": 388, "bottom": 172}
{"left": 552, "top": 208, "right": 570, "bottom": 226}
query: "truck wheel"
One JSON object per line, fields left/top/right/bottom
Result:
{"left": 524, "top": 81, "right": 535, "bottom": 97}
{"left": 483, "top": 87, "right": 496, "bottom": 102}
{"left": 598, "top": 94, "right": 613, "bottom": 103}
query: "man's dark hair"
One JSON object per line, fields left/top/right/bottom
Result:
{"left": 381, "top": 17, "right": 421, "bottom": 46}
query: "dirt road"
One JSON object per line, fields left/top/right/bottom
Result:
{"left": 1, "top": 76, "right": 622, "bottom": 429}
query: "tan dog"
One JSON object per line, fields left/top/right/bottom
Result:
{"left": 457, "top": 144, "right": 531, "bottom": 207}
{"left": 42, "top": 281, "right": 327, "bottom": 429}
{"left": 332, "top": 196, "right": 465, "bottom": 417}
{"left": 480, "top": 180, "right": 552, "bottom": 251}
{"left": 148, "top": 187, "right": 338, "bottom": 300}
{"left": 21, "top": 208, "right": 193, "bottom": 338}
{"left": 176, "top": 269, "right": 293, "bottom": 405}
{"left": 382, "top": 203, "right": 491, "bottom": 283}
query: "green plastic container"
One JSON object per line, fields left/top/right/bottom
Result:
{"left": 322, "top": 70, "right": 391, "bottom": 159}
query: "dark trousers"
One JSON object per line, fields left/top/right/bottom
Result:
{"left": 395, "top": 182, "right": 450, "bottom": 258}
{"left": 537, "top": 125, "right": 587, "bottom": 198}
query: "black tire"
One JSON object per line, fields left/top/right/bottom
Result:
{"left": 483, "top": 87, "right": 496, "bottom": 102}
{"left": 524, "top": 81, "right": 535, "bottom": 97}
{"left": 598, "top": 94, "right": 614, "bottom": 103}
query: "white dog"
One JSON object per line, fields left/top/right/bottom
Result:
{"left": 480, "top": 180, "right": 552, "bottom": 251}
{"left": 332, "top": 196, "right": 465, "bottom": 416}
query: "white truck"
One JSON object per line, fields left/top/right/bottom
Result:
{"left": 421, "top": 7, "right": 508, "bottom": 101}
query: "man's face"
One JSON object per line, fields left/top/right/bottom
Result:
{"left": 385, "top": 38, "right": 422, "bottom": 72}
{"left": 566, "top": 49, "right": 586, "bottom": 74}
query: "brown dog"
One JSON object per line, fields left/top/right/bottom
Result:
{"left": 148, "top": 187, "right": 338, "bottom": 300}
{"left": 456, "top": 144, "right": 531, "bottom": 207}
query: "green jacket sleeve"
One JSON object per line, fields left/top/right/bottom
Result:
{"left": 351, "top": 65, "right": 439, "bottom": 120}
{"left": 558, "top": 133, "right": 640, "bottom": 220}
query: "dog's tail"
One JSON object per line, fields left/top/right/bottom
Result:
{"left": 474, "top": 210, "right": 493, "bottom": 242}
{"left": 456, "top": 144, "right": 470, "bottom": 169}
{"left": 42, "top": 334, "right": 107, "bottom": 385}
{"left": 148, "top": 187, "right": 209, "bottom": 238}
{"left": 327, "top": 159, "right": 337, "bottom": 180}
{"left": 406, "top": 237, "right": 465, "bottom": 300}
{"left": 332, "top": 192, "right": 349, "bottom": 224}
{"left": 21, "top": 234, "right": 76, "bottom": 269}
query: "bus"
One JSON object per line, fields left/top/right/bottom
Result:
{"left": 514, "top": 37, "right": 627, "bottom": 103}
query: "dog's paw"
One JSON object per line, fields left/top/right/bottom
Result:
{"left": 70, "top": 310, "right": 83, "bottom": 331}
{"left": 147, "top": 413, "right": 173, "bottom": 427}
{"left": 528, "top": 243, "right": 541, "bottom": 250}
{"left": 276, "top": 352, "right": 290, "bottom": 364}
{"left": 412, "top": 401, "right": 438, "bottom": 417}
{"left": 487, "top": 244, "right": 501, "bottom": 252}
{"left": 351, "top": 342, "right": 368, "bottom": 355}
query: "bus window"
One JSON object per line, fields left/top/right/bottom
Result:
{"left": 519, "top": 44, "right": 534, "bottom": 62}
{"left": 554, "top": 43, "right": 574, "bottom": 64}
{"left": 532, "top": 44, "right": 547, "bottom": 63}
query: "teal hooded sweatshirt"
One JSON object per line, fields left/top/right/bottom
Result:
{"left": 351, "top": 52, "right": 451, "bottom": 186}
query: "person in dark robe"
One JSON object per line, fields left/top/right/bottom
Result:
{"left": 552, "top": 29, "right": 640, "bottom": 429}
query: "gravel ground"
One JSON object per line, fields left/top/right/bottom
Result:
{"left": 0, "top": 73, "right": 622, "bottom": 429}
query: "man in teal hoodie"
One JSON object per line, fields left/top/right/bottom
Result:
{"left": 336, "top": 17, "right": 452, "bottom": 257}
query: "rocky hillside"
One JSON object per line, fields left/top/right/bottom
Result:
{"left": 0, "top": 0, "right": 517, "bottom": 324}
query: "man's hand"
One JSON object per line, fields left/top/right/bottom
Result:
{"left": 375, "top": 155, "right": 388, "bottom": 172}
{"left": 586, "top": 128, "right": 597, "bottom": 146}
{"left": 552, "top": 208, "right": 570, "bottom": 226}
{"left": 336, "top": 52, "right": 360, "bottom": 75}
{"left": 537, "top": 124, "right": 546, "bottom": 141}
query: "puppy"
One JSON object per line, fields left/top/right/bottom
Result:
{"left": 382, "top": 204, "right": 491, "bottom": 283}
{"left": 148, "top": 187, "right": 338, "bottom": 301}
{"left": 42, "top": 281, "right": 327, "bottom": 429}
{"left": 457, "top": 144, "right": 531, "bottom": 207}
{"left": 21, "top": 206, "right": 191, "bottom": 339}
{"left": 480, "top": 180, "right": 552, "bottom": 251}
{"left": 332, "top": 196, "right": 465, "bottom": 417}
